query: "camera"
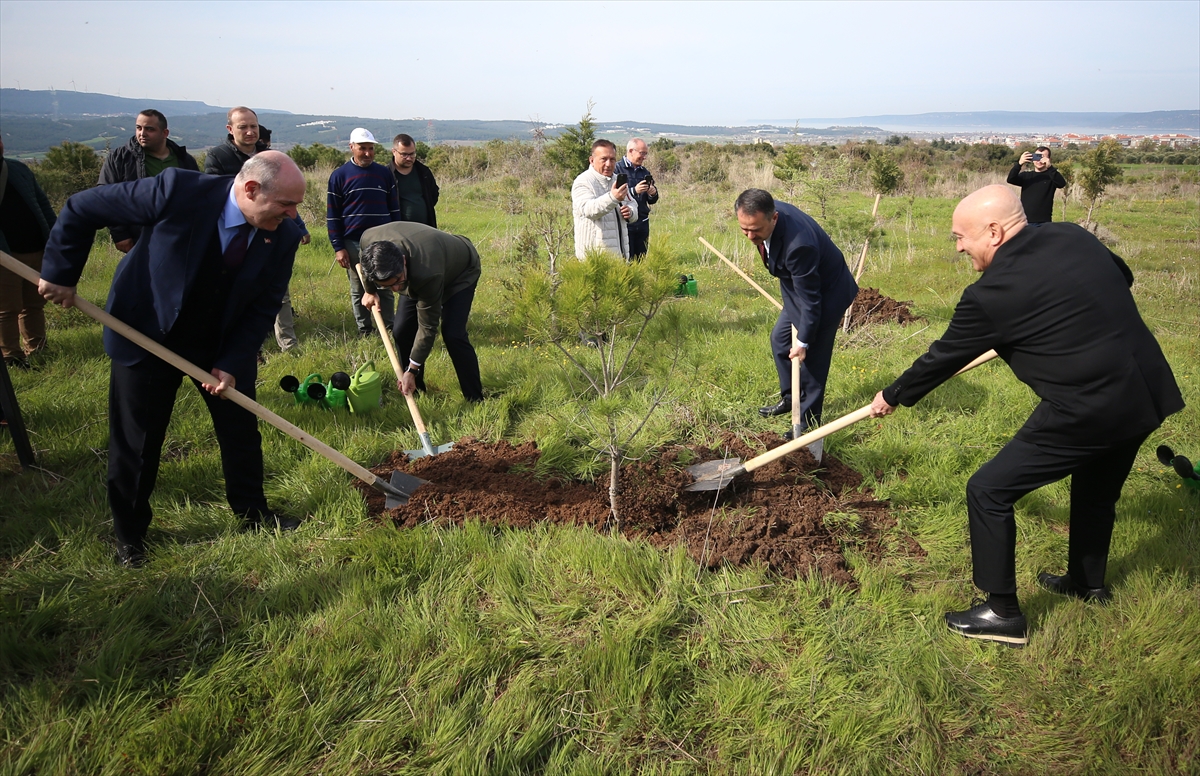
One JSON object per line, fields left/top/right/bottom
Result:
{"left": 645, "top": 173, "right": 655, "bottom": 186}
{"left": 1031, "top": 153, "right": 1043, "bottom": 162}
{"left": 615, "top": 172, "right": 628, "bottom": 188}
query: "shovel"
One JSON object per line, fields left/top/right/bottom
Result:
{"left": 2, "top": 251, "right": 426, "bottom": 507}
{"left": 686, "top": 349, "right": 1000, "bottom": 491}
{"left": 355, "top": 263, "right": 452, "bottom": 460}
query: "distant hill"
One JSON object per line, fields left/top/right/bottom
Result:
{"left": 0, "top": 89, "right": 880, "bottom": 156}
{"left": 0, "top": 88, "right": 291, "bottom": 119}
{"left": 766, "top": 110, "right": 1199, "bottom": 133}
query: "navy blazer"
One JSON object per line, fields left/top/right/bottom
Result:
{"left": 766, "top": 201, "right": 858, "bottom": 343}
{"left": 41, "top": 169, "right": 301, "bottom": 385}
{"left": 883, "top": 223, "right": 1183, "bottom": 446}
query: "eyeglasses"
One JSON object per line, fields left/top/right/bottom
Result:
{"left": 394, "top": 151, "right": 417, "bottom": 158}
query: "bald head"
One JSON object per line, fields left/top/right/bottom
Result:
{"left": 951, "top": 184, "right": 1027, "bottom": 272}
{"left": 235, "top": 151, "right": 307, "bottom": 231}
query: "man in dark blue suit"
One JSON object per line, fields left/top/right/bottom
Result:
{"left": 735, "top": 189, "right": 858, "bottom": 459}
{"left": 38, "top": 152, "right": 308, "bottom": 566}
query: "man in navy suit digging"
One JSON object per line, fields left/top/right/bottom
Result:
{"left": 38, "top": 151, "right": 308, "bottom": 566}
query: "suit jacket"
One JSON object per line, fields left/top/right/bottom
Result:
{"left": 41, "top": 169, "right": 301, "bottom": 385}
{"left": 360, "top": 221, "right": 481, "bottom": 366}
{"left": 883, "top": 223, "right": 1183, "bottom": 446}
{"left": 766, "top": 200, "right": 858, "bottom": 344}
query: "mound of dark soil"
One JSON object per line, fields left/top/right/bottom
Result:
{"left": 847, "top": 287, "right": 921, "bottom": 329}
{"left": 359, "top": 436, "right": 919, "bottom": 585}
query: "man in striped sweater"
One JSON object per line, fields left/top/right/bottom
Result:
{"left": 327, "top": 128, "right": 401, "bottom": 336}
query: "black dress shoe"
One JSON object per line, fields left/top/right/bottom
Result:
{"left": 116, "top": 543, "right": 147, "bottom": 568}
{"left": 759, "top": 399, "right": 791, "bottom": 418}
{"left": 243, "top": 512, "right": 301, "bottom": 532}
{"left": 945, "top": 600, "right": 1028, "bottom": 646}
{"left": 1038, "top": 572, "right": 1111, "bottom": 604}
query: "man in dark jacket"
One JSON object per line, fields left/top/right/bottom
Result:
{"left": 736, "top": 189, "right": 858, "bottom": 459}
{"left": 1006, "top": 146, "right": 1067, "bottom": 223}
{"left": 203, "top": 107, "right": 309, "bottom": 353}
{"left": 0, "top": 137, "right": 57, "bottom": 367}
{"left": 358, "top": 221, "right": 483, "bottom": 402}
{"left": 870, "top": 185, "right": 1183, "bottom": 646}
{"left": 614, "top": 138, "right": 659, "bottom": 258}
{"left": 388, "top": 134, "right": 439, "bottom": 228}
{"left": 39, "top": 153, "right": 308, "bottom": 567}
{"left": 204, "top": 106, "right": 268, "bottom": 176}
{"left": 96, "top": 109, "right": 200, "bottom": 252}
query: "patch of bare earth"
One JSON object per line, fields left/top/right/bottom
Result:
{"left": 358, "top": 435, "right": 920, "bottom": 585}
{"left": 846, "top": 287, "right": 921, "bottom": 329}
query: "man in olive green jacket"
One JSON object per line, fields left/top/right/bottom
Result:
{"left": 358, "top": 221, "right": 483, "bottom": 402}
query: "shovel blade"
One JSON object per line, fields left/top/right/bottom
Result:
{"left": 404, "top": 441, "right": 455, "bottom": 459}
{"left": 684, "top": 457, "right": 743, "bottom": 492}
{"left": 385, "top": 470, "right": 430, "bottom": 510}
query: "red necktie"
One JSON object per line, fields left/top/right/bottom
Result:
{"left": 757, "top": 242, "right": 769, "bottom": 272}
{"left": 223, "top": 223, "right": 252, "bottom": 269}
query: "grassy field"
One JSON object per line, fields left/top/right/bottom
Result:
{"left": 1, "top": 153, "right": 1198, "bottom": 774}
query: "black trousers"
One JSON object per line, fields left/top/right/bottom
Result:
{"left": 108, "top": 358, "right": 268, "bottom": 550}
{"left": 770, "top": 303, "right": 842, "bottom": 430}
{"left": 627, "top": 223, "right": 649, "bottom": 259}
{"left": 966, "top": 430, "right": 1150, "bottom": 595}
{"left": 392, "top": 282, "right": 483, "bottom": 401}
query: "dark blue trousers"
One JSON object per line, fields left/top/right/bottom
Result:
{"left": 770, "top": 303, "right": 842, "bottom": 430}
{"left": 108, "top": 358, "right": 268, "bottom": 550}
{"left": 392, "top": 281, "right": 483, "bottom": 402}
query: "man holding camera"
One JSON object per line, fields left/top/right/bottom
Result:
{"left": 614, "top": 138, "right": 658, "bottom": 258}
{"left": 572, "top": 139, "right": 638, "bottom": 260}
{"left": 1006, "top": 146, "right": 1067, "bottom": 224}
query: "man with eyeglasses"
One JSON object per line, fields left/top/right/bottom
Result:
{"left": 388, "top": 134, "right": 439, "bottom": 228}
{"left": 357, "top": 221, "right": 483, "bottom": 402}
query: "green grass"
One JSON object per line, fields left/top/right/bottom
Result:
{"left": 2, "top": 163, "right": 1198, "bottom": 774}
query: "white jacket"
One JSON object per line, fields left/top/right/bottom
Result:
{"left": 571, "top": 166, "right": 639, "bottom": 259}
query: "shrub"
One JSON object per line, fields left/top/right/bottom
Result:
{"left": 32, "top": 141, "right": 102, "bottom": 211}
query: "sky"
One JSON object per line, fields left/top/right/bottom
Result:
{"left": 1, "top": 0, "right": 1197, "bottom": 125}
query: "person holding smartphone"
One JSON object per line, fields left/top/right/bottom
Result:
{"left": 614, "top": 138, "right": 659, "bottom": 259}
{"left": 1006, "top": 146, "right": 1067, "bottom": 224}
{"left": 571, "top": 139, "right": 639, "bottom": 260}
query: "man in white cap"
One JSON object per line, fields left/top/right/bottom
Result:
{"left": 326, "top": 128, "right": 401, "bottom": 336}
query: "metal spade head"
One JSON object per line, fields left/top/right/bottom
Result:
{"left": 684, "top": 457, "right": 743, "bottom": 492}
{"left": 1157, "top": 444, "right": 1176, "bottom": 467}
{"left": 385, "top": 470, "right": 430, "bottom": 510}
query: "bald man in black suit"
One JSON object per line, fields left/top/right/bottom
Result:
{"left": 871, "top": 185, "right": 1183, "bottom": 646}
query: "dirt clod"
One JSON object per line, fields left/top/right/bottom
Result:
{"left": 359, "top": 436, "right": 916, "bottom": 585}
{"left": 846, "top": 287, "right": 921, "bottom": 329}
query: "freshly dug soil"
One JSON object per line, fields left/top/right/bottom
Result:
{"left": 359, "top": 436, "right": 916, "bottom": 585}
{"left": 846, "top": 287, "right": 921, "bottom": 329}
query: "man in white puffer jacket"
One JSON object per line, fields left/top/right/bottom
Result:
{"left": 572, "top": 139, "right": 639, "bottom": 259}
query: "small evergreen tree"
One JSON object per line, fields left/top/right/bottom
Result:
{"left": 868, "top": 152, "right": 904, "bottom": 196}
{"left": 545, "top": 102, "right": 597, "bottom": 181}
{"left": 1078, "top": 139, "right": 1123, "bottom": 230}
{"left": 512, "top": 243, "right": 682, "bottom": 529}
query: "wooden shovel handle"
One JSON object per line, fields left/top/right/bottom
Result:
{"left": 699, "top": 237, "right": 782, "bottom": 311}
{"left": 742, "top": 348, "right": 1000, "bottom": 474}
{"left": 2, "top": 250, "right": 383, "bottom": 489}
{"left": 354, "top": 263, "right": 428, "bottom": 435}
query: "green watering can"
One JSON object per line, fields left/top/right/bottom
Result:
{"left": 347, "top": 361, "right": 382, "bottom": 414}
